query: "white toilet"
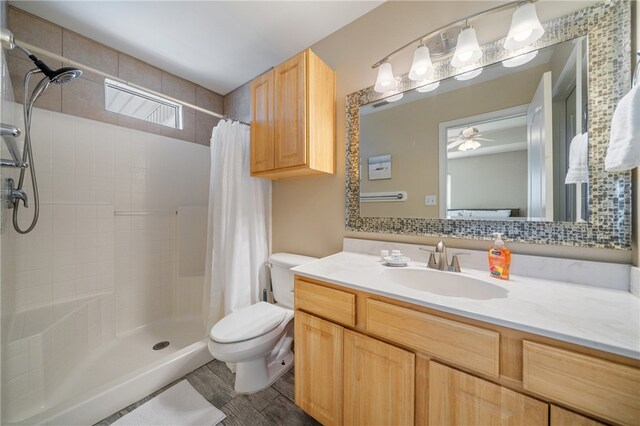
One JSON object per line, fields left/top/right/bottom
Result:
{"left": 208, "top": 253, "right": 317, "bottom": 393}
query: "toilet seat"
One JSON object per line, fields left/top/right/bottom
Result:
{"left": 210, "top": 302, "right": 288, "bottom": 344}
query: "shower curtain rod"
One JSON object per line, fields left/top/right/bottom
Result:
{"left": 14, "top": 39, "right": 251, "bottom": 126}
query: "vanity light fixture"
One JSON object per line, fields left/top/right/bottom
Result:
{"left": 374, "top": 62, "right": 396, "bottom": 93}
{"left": 386, "top": 93, "right": 404, "bottom": 102}
{"left": 451, "top": 26, "right": 482, "bottom": 68}
{"left": 370, "top": 1, "right": 542, "bottom": 90}
{"left": 454, "top": 67, "right": 483, "bottom": 81}
{"left": 504, "top": 3, "right": 544, "bottom": 51}
{"left": 416, "top": 81, "right": 440, "bottom": 93}
{"left": 409, "top": 44, "right": 435, "bottom": 81}
{"left": 502, "top": 50, "right": 538, "bottom": 67}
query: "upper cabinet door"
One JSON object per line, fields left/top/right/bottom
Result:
{"left": 250, "top": 70, "right": 275, "bottom": 173}
{"left": 343, "top": 330, "right": 415, "bottom": 426}
{"left": 429, "top": 361, "right": 549, "bottom": 426}
{"left": 274, "top": 51, "right": 307, "bottom": 169}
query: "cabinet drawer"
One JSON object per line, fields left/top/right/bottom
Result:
{"left": 523, "top": 341, "right": 640, "bottom": 426}
{"left": 295, "top": 279, "right": 356, "bottom": 327}
{"left": 366, "top": 299, "right": 500, "bottom": 377}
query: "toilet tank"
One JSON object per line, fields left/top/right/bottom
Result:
{"left": 269, "top": 253, "right": 318, "bottom": 308}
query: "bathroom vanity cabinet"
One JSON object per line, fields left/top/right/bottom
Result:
{"left": 249, "top": 49, "right": 335, "bottom": 179}
{"left": 293, "top": 276, "right": 640, "bottom": 426}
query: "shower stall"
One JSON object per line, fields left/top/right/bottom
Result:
{"left": 0, "top": 19, "right": 213, "bottom": 426}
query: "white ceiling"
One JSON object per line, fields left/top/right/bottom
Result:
{"left": 11, "top": 1, "right": 384, "bottom": 95}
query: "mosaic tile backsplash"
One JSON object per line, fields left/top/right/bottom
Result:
{"left": 345, "top": 0, "right": 632, "bottom": 250}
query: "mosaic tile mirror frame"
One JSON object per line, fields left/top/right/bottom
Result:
{"left": 345, "top": 0, "right": 632, "bottom": 249}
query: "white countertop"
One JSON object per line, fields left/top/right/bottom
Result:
{"left": 292, "top": 251, "right": 640, "bottom": 360}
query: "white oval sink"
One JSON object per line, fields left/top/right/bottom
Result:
{"left": 381, "top": 268, "right": 508, "bottom": 300}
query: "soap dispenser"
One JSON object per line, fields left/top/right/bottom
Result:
{"left": 488, "top": 233, "right": 511, "bottom": 280}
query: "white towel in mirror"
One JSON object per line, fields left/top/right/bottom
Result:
{"left": 605, "top": 84, "right": 640, "bottom": 172}
{"left": 565, "top": 132, "right": 588, "bottom": 184}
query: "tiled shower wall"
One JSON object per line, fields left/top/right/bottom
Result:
{"left": 7, "top": 6, "right": 224, "bottom": 146}
{"left": 4, "top": 105, "right": 210, "bottom": 317}
{"left": 1, "top": 105, "right": 211, "bottom": 418}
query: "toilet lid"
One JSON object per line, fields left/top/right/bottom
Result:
{"left": 210, "top": 302, "right": 288, "bottom": 343}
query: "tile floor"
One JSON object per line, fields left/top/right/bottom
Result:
{"left": 95, "top": 360, "right": 320, "bottom": 425}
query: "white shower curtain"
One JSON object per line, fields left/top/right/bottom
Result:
{"left": 204, "top": 120, "right": 271, "bottom": 329}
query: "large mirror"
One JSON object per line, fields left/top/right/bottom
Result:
{"left": 359, "top": 37, "right": 588, "bottom": 222}
{"left": 345, "top": 1, "right": 632, "bottom": 249}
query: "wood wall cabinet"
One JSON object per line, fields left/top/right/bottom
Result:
{"left": 250, "top": 49, "right": 335, "bottom": 179}
{"left": 293, "top": 276, "right": 640, "bottom": 426}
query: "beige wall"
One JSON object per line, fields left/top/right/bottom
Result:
{"left": 7, "top": 7, "right": 224, "bottom": 146}
{"left": 359, "top": 64, "right": 545, "bottom": 218}
{"left": 225, "top": 0, "right": 633, "bottom": 263}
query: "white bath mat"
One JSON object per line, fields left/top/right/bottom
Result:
{"left": 112, "top": 380, "right": 226, "bottom": 426}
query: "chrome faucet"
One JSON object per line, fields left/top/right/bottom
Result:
{"left": 434, "top": 240, "right": 447, "bottom": 271}
{"left": 420, "top": 241, "right": 467, "bottom": 273}
{"left": 4, "top": 178, "right": 28, "bottom": 208}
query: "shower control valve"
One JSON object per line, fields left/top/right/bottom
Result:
{"left": 4, "top": 178, "right": 28, "bottom": 208}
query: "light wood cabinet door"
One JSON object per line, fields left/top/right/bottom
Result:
{"left": 429, "top": 362, "right": 548, "bottom": 426}
{"left": 343, "top": 330, "right": 415, "bottom": 426}
{"left": 550, "top": 406, "right": 605, "bottom": 426}
{"left": 250, "top": 70, "right": 275, "bottom": 173}
{"left": 274, "top": 51, "right": 306, "bottom": 169}
{"left": 294, "top": 311, "right": 343, "bottom": 426}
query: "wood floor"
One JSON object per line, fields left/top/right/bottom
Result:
{"left": 95, "top": 359, "right": 320, "bottom": 425}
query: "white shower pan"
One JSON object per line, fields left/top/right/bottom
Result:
{"left": 8, "top": 309, "right": 212, "bottom": 426}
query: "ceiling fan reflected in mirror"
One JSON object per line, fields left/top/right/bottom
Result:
{"left": 447, "top": 127, "right": 495, "bottom": 151}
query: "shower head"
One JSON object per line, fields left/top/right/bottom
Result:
{"left": 49, "top": 67, "right": 82, "bottom": 84}
{"left": 29, "top": 55, "right": 82, "bottom": 84}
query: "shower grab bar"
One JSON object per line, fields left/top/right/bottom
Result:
{"left": 633, "top": 50, "right": 639, "bottom": 87}
{"left": 0, "top": 123, "right": 27, "bottom": 168}
{"left": 0, "top": 159, "right": 28, "bottom": 168}
{"left": 114, "top": 210, "right": 177, "bottom": 216}
{"left": 1, "top": 123, "right": 21, "bottom": 137}
{"left": 11, "top": 38, "right": 250, "bottom": 126}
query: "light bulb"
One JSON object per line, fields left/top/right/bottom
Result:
{"left": 451, "top": 27, "right": 482, "bottom": 68}
{"left": 374, "top": 62, "right": 395, "bottom": 93}
{"left": 458, "top": 139, "right": 481, "bottom": 151}
{"left": 409, "top": 45, "right": 434, "bottom": 81}
{"left": 454, "top": 67, "right": 483, "bottom": 81}
{"left": 457, "top": 51, "right": 473, "bottom": 63}
{"left": 416, "top": 81, "right": 440, "bottom": 93}
{"left": 504, "top": 3, "right": 544, "bottom": 51}
{"left": 502, "top": 51, "right": 538, "bottom": 68}
{"left": 513, "top": 29, "right": 533, "bottom": 42}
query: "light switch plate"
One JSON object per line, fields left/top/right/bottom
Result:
{"left": 424, "top": 195, "right": 437, "bottom": 206}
